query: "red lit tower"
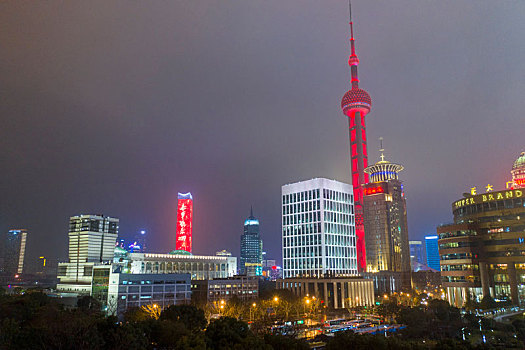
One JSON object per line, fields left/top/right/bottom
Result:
{"left": 175, "top": 192, "right": 193, "bottom": 253}
{"left": 341, "top": 3, "right": 372, "bottom": 271}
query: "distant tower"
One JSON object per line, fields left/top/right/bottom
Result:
{"left": 409, "top": 240, "right": 424, "bottom": 270}
{"left": 425, "top": 235, "right": 440, "bottom": 271}
{"left": 363, "top": 140, "right": 411, "bottom": 288}
{"left": 240, "top": 207, "right": 263, "bottom": 276}
{"left": 130, "top": 230, "right": 147, "bottom": 253}
{"left": 176, "top": 193, "right": 193, "bottom": 253}
{"left": 57, "top": 214, "right": 118, "bottom": 294}
{"left": 341, "top": 2, "right": 372, "bottom": 271}
{"left": 512, "top": 151, "right": 525, "bottom": 188}
{"left": 0, "top": 229, "right": 27, "bottom": 275}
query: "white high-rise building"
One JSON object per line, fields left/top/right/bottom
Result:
{"left": 57, "top": 214, "right": 119, "bottom": 294}
{"left": 282, "top": 178, "right": 357, "bottom": 278}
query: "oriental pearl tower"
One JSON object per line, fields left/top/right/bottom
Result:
{"left": 341, "top": 2, "right": 372, "bottom": 272}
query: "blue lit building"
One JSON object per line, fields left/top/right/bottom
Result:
{"left": 425, "top": 235, "right": 440, "bottom": 271}
{"left": 240, "top": 208, "right": 263, "bottom": 276}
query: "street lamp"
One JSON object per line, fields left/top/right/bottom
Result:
{"left": 219, "top": 300, "right": 225, "bottom": 316}
{"left": 250, "top": 303, "right": 256, "bottom": 322}
{"left": 304, "top": 298, "right": 311, "bottom": 316}
{"left": 274, "top": 296, "right": 279, "bottom": 302}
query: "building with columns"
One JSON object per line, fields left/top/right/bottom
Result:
{"left": 277, "top": 277, "right": 374, "bottom": 309}
{"left": 438, "top": 151, "right": 525, "bottom": 307}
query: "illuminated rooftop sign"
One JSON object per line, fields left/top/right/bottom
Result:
{"left": 364, "top": 185, "right": 385, "bottom": 196}
{"left": 453, "top": 189, "right": 523, "bottom": 209}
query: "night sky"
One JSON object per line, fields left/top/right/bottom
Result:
{"left": 1, "top": 1, "right": 524, "bottom": 264}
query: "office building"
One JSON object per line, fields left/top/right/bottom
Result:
{"left": 91, "top": 265, "right": 191, "bottom": 317}
{"left": 175, "top": 192, "right": 193, "bottom": 253}
{"left": 240, "top": 208, "right": 263, "bottom": 276}
{"left": 438, "top": 150, "right": 525, "bottom": 307}
{"left": 127, "top": 230, "right": 147, "bottom": 253}
{"left": 128, "top": 252, "right": 237, "bottom": 280}
{"left": 409, "top": 241, "right": 424, "bottom": 265}
{"left": 1, "top": 229, "right": 27, "bottom": 275}
{"left": 192, "top": 275, "right": 259, "bottom": 303}
{"left": 57, "top": 214, "right": 119, "bottom": 294}
{"left": 277, "top": 276, "right": 374, "bottom": 309}
{"left": 362, "top": 146, "right": 411, "bottom": 288}
{"left": 262, "top": 259, "right": 282, "bottom": 280}
{"left": 116, "top": 238, "right": 126, "bottom": 249}
{"left": 408, "top": 241, "right": 427, "bottom": 271}
{"left": 425, "top": 236, "right": 440, "bottom": 271}
{"left": 282, "top": 178, "right": 357, "bottom": 278}
{"left": 340, "top": 5, "right": 372, "bottom": 272}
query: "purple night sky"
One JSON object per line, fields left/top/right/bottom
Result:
{"left": 1, "top": 1, "right": 524, "bottom": 263}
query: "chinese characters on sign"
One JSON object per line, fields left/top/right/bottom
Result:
{"left": 363, "top": 185, "right": 385, "bottom": 196}
{"left": 176, "top": 193, "right": 193, "bottom": 253}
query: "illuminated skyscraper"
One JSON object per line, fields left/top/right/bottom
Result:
{"left": 128, "top": 230, "right": 147, "bottom": 253}
{"left": 341, "top": 3, "right": 372, "bottom": 271}
{"left": 425, "top": 235, "right": 440, "bottom": 271}
{"left": 175, "top": 192, "right": 193, "bottom": 253}
{"left": 438, "top": 150, "right": 525, "bottom": 307}
{"left": 240, "top": 208, "right": 263, "bottom": 276}
{"left": 0, "top": 229, "right": 27, "bottom": 275}
{"left": 282, "top": 178, "right": 357, "bottom": 279}
{"left": 57, "top": 214, "right": 119, "bottom": 294}
{"left": 362, "top": 144, "right": 411, "bottom": 288}
{"left": 409, "top": 240, "right": 424, "bottom": 268}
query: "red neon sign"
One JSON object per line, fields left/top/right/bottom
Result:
{"left": 364, "top": 186, "right": 385, "bottom": 196}
{"left": 176, "top": 193, "right": 193, "bottom": 253}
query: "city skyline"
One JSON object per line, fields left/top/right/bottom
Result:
{"left": 1, "top": 1, "right": 524, "bottom": 263}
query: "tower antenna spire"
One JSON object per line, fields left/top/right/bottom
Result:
{"left": 348, "top": 0, "right": 359, "bottom": 89}
{"left": 379, "top": 137, "right": 385, "bottom": 162}
{"left": 349, "top": 0, "right": 352, "bottom": 26}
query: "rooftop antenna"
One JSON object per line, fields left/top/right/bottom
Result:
{"left": 349, "top": 0, "right": 352, "bottom": 27}
{"left": 348, "top": 0, "right": 360, "bottom": 89}
{"left": 379, "top": 137, "right": 385, "bottom": 162}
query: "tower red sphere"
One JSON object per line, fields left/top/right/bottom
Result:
{"left": 341, "top": 88, "right": 372, "bottom": 115}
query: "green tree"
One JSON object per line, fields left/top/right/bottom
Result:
{"left": 263, "top": 334, "right": 309, "bottom": 350}
{"left": 205, "top": 316, "right": 266, "bottom": 350}
{"left": 160, "top": 304, "right": 207, "bottom": 331}
{"left": 397, "top": 306, "right": 429, "bottom": 339}
{"left": 124, "top": 306, "right": 151, "bottom": 322}
{"left": 151, "top": 320, "right": 206, "bottom": 350}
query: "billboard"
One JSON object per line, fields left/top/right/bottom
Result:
{"left": 176, "top": 192, "right": 193, "bottom": 253}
